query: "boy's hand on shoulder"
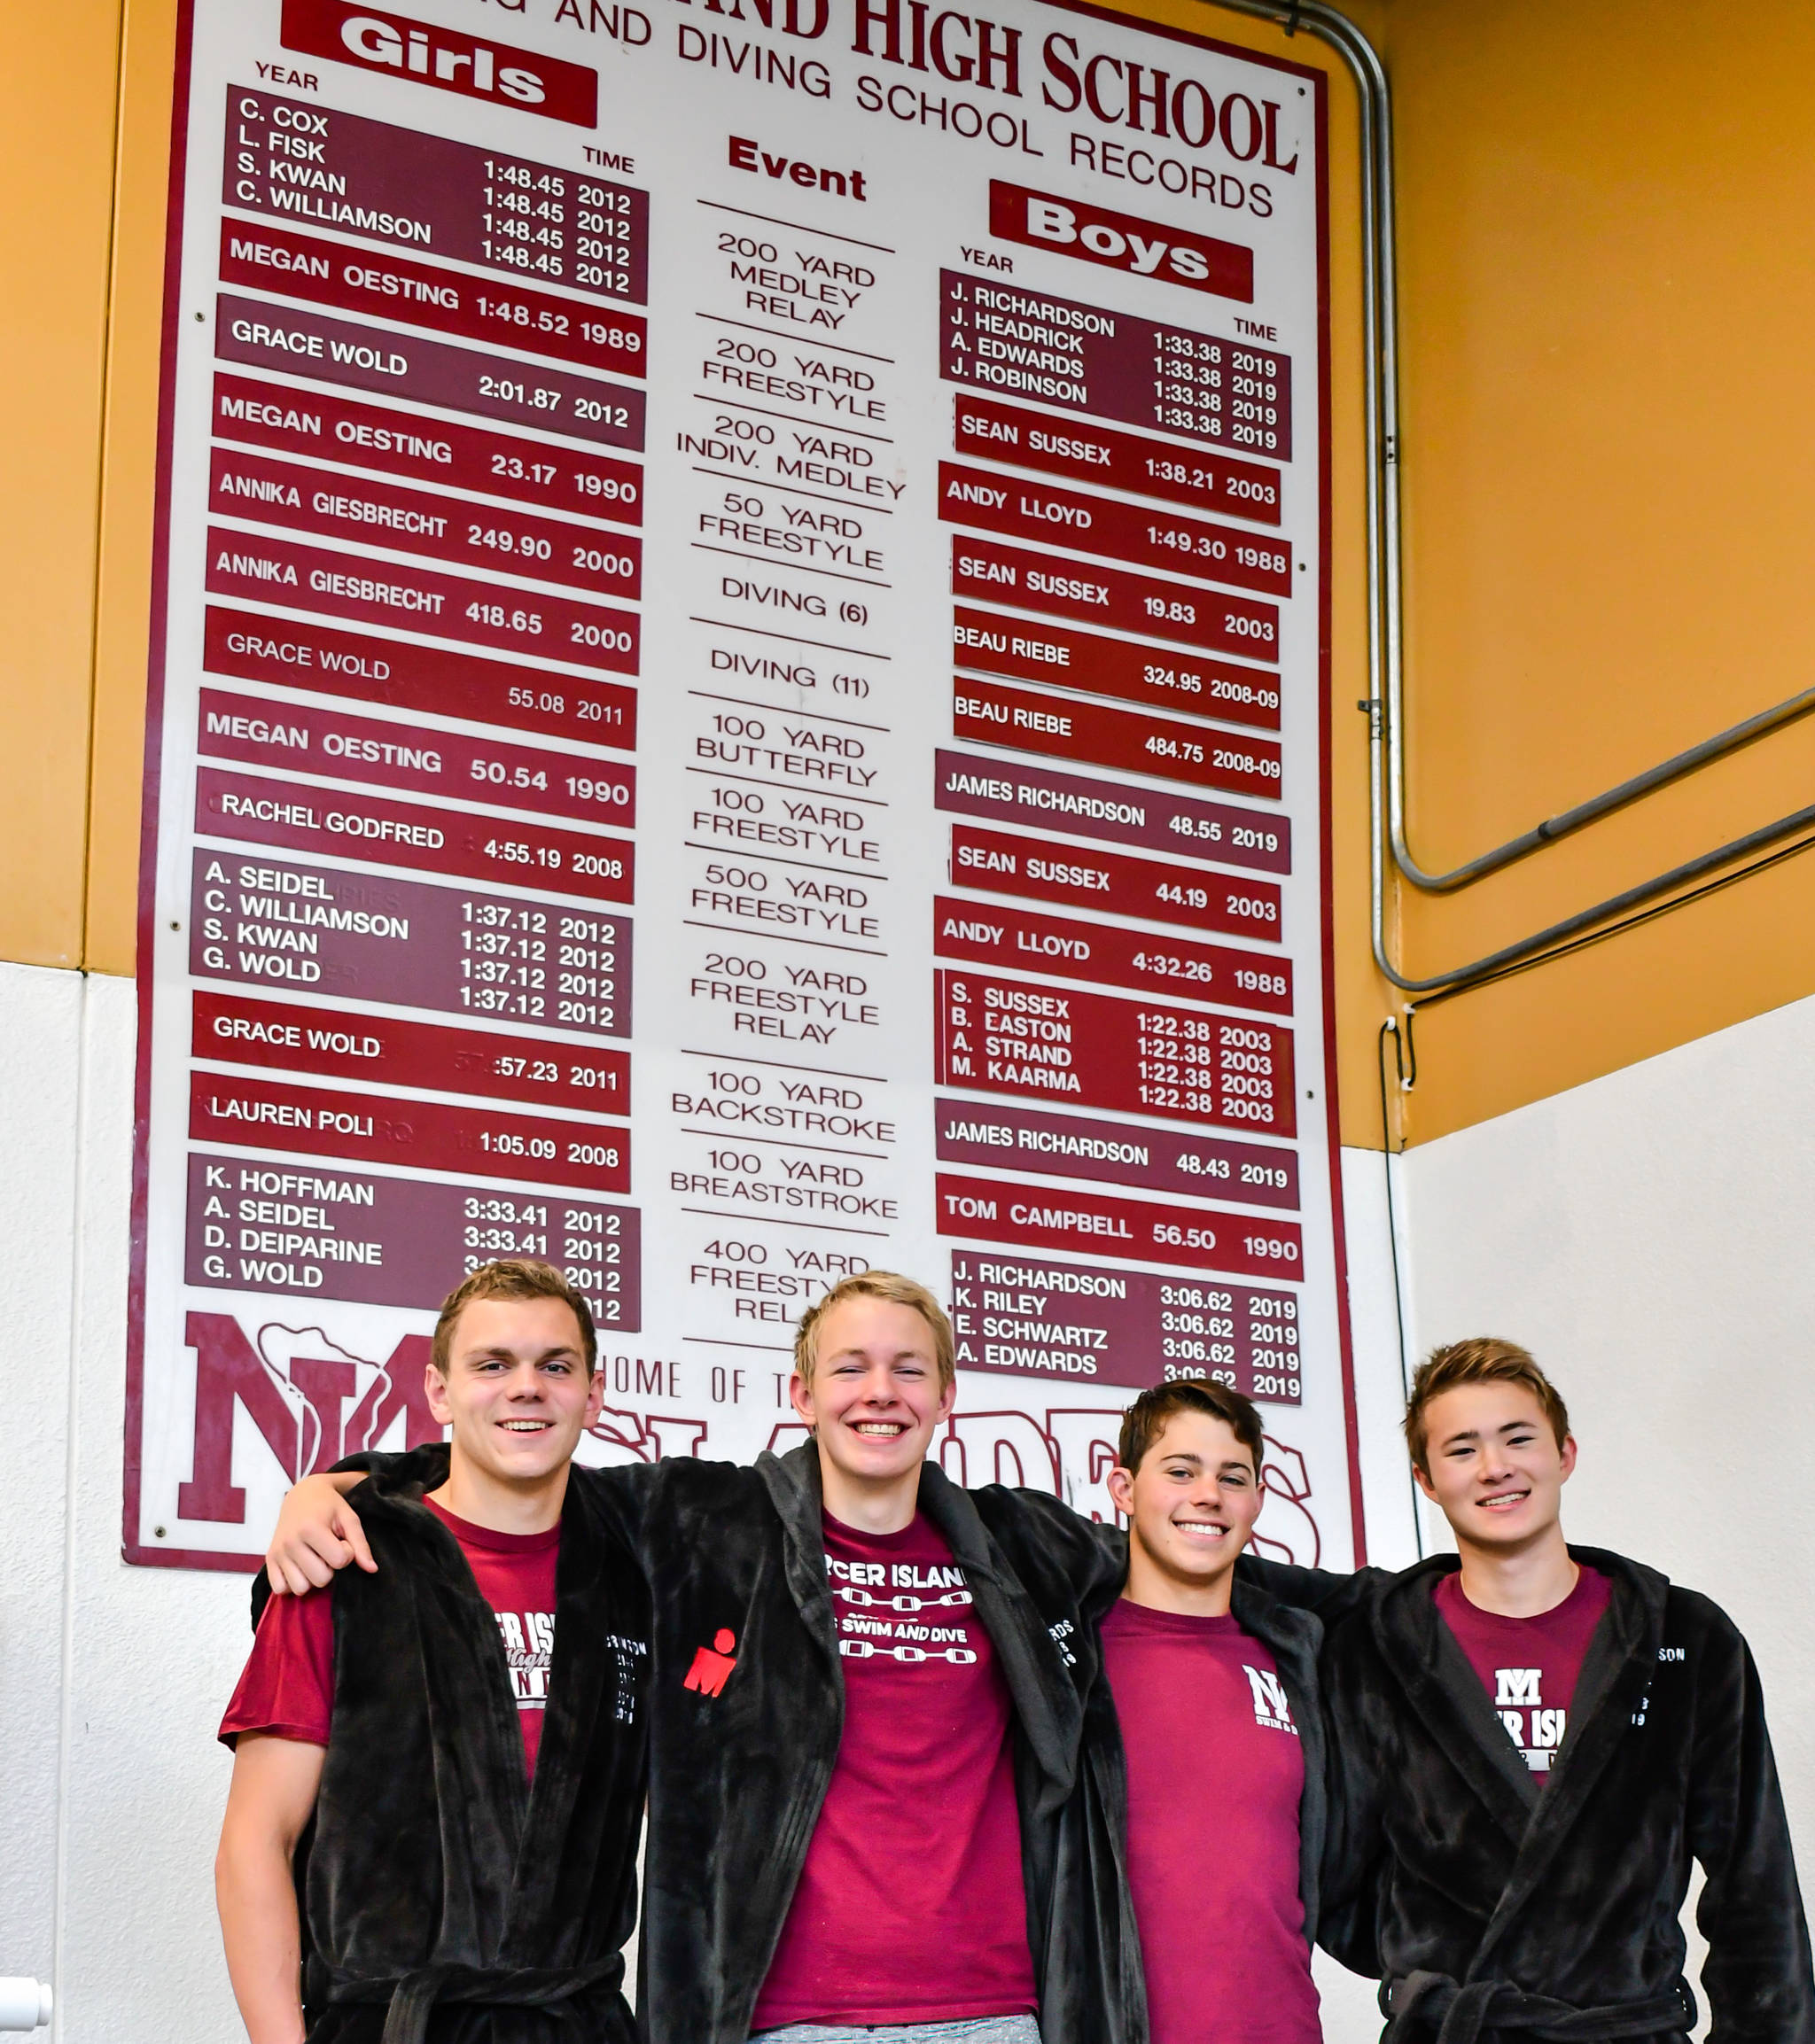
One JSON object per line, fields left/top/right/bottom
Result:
{"left": 265, "top": 1472, "right": 376, "bottom": 1595}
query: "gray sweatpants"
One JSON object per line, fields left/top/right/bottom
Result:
{"left": 752, "top": 2019, "right": 1042, "bottom": 2044}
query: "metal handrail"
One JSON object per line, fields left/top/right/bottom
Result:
{"left": 1194, "top": 0, "right": 1815, "bottom": 993}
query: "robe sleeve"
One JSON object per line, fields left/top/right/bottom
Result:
{"left": 1688, "top": 1605, "right": 1815, "bottom": 2044}
{"left": 983, "top": 1487, "right": 1128, "bottom": 1604}
{"left": 1240, "top": 1555, "right": 1383, "bottom": 1625}
{"left": 326, "top": 1451, "right": 767, "bottom": 1597}
{"left": 243, "top": 1442, "right": 450, "bottom": 1632}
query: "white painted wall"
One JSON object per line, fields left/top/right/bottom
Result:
{"left": 0, "top": 965, "right": 253, "bottom": 2044}
{"left": 0, "top": 953, "right": 1417, "bottom": 2044}
{"left": 1398, "top": 988, "right": 1815, "bottom": 1730}
{"left": 1353, "top": 988, "right": 1815, "bottom": 2044}
{"left": 1315, "top": 1147, "right": 1428, "bottom": 2040}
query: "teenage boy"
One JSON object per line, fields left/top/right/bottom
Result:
{"left": 214, "top": 1258, "right": 650, "bottom": 2044}
{"left": 1053, "top": 1379, "right": 1336, "bottom": 2044}
{"left": 1321, "top": 1339, "right": 1815, "bottom": 2044}
{"left": 261, "top": 1271, "right": 1126, "bottom": 2044}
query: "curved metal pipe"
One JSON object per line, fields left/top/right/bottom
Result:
{"left": 1196, "top": 0, "right": 1815, "bottom": 993}
{"left": 1393, "top": 686, "right": 1815, "bottom": 893}
{"left": 1371, "top": 804, "right": 1815, "bottom": 996}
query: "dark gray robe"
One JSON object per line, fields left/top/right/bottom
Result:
{"left": 1321, "top": 1548, "right": 1815, "bottom": 2044}
{"left": 253, "top": 1460, "right": 650, "bottom": 2044}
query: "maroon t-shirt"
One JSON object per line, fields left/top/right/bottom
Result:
{"left": 1102, "top": 1600, "right": 1320, "bottom": 2044}
{"left": 220, "top": 1497, "right": 561, "bottom": 1776}
{"left": 1434, "top": 1564, "right": 1612, "bottom": 1778}
{"left": 751, "top": 1511, "right": 1035, "bottom": 2031}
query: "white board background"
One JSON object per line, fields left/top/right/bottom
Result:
{"left": 128, "top": 0, "right": 1356, "bottom": 1569}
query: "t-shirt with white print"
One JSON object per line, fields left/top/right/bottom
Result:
{"left": 220, "top": 1496, "right": 560, "bottom": 1776}
{"left": 750, "top": 1510, "right": 1035, "bottom": 2031}
{"left": 1435, "top": 1564, "right": 1612, "bottom": 1776}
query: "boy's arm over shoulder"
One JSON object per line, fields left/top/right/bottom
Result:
{"left": 573, "top": 1452, "right": 761, "bottom": 1556}
{"left": 973, "top": 1484, "right": 1127, "bottom": 1604}
{"left": 261, "top": 1442, "right": 450, "bottom": 1596}
{"left": 1238, "top": 1553, "right": 1387, "bottom": 1625}
{"left": 1682, "top": 1590, "right": 1815, "bottom": 2044}
{"left": 264, "top": 1446, "right": 775, "bottom": 1596}
{"left": 970, "top": 1493, "right": 1390, "bottom": 1614}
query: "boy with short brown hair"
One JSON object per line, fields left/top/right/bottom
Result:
{"left": 1051, "top": 1378, "right": 1334, "bottom": 2044}
{"left": 260, "top": 1269, "right": 1122, "bottom": 2044}
{"left": 215, "top": 1259, "right": 649, "bottom": 2044}
{"left": 1323, "top": 1338, "right": 1815, "bottom": 2044}
{"left": 1400, "top": 1337, "right": 1569, "bottom": 1473}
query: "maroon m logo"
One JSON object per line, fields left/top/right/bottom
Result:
{"left": 177, "top": 1312, "right": 442, "bottom": 1523}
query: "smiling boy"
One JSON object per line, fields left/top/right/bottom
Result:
{"left": 745, "top": 1280, "right": 1041, "bottom": 2038}
{"left": 1321, "top": 1340, "right": 1815, "bottom": 2044}
{"left": 214, "top": 1258, "right": 649, "bottom": 2044}
{"left": 1412, "top": 1348, "right": 1606, "bottom": 1779}
{"left": 1067, "top": 1380, "right": 1330, "bottom": 2044}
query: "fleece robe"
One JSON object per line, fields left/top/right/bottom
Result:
{"left": 331, "top": 1442, "right": 1127, "bottom": 2044}
{"left": 1321, "top": 1549, "right": 1815, "bottom": 2044}
{"left": 251, "top": 1459, "right": 650, "bottom": 2044}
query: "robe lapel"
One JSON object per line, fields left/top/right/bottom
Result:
{"left": 1467, "top": 1552, "right": 1667, "bottom": 1976}
{"left": 360, "top": 1489, "right": 532, "bottom": 1813}
{"left": 918, "top": 1464, "right": 1081, "bottom": 1814}
{"left": 755, "top": 1446, "right": 843, "bottom": 1679}
{"left": 502, "top": 1479, "right": 619, "bottom": 1947}
{"left": 354, "top": 1486, "right": 533, "bottom": 1959}
{"left": 1380, "top": 1564, "right": 1538, "bottom": 1847}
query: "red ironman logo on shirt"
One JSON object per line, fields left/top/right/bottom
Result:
{"left": 683, "top": 1628, "right": 739, "bottom": 1697}
{"left": 280, "top": 0, "right": 601, "bottom": 126}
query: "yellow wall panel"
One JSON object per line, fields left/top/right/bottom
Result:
{"left": 67, "top": 0, "right": 1394, "bottom": 1152}
{"left": 0, "top": 4, "right": 125, "bottom": 968}
{"left": 49, "top": 0, "right": 1815, "bottom": 1151}
{"left": 1377, "top": 0, "right": 1815, "bottom": 1141}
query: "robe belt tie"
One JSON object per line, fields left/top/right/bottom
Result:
{"left": 1382, "top": 1971, "right": 1698, "bottom": 2044}
{"left": 313, "top": 1955, "right": 624, "bottom": 2044}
